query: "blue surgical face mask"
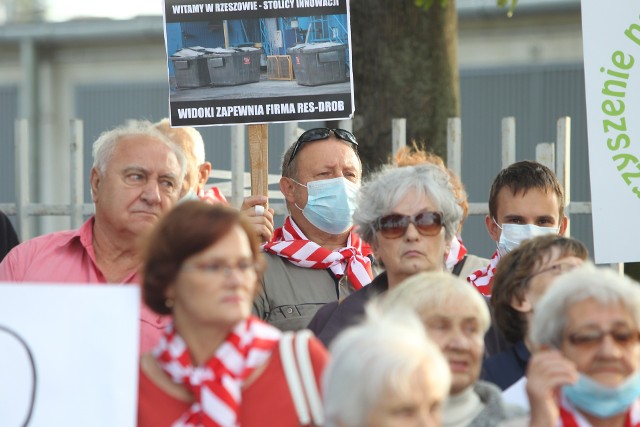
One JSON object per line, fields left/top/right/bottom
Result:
{"left": 494, "top": 219, "right": 559, "bottom": 256}
{"left": 291, "top": 177, "right": 359, "bottom": 234}
{"left": 563, "top": 372, "right": 640, "bottom": 418}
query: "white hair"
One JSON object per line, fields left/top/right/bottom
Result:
{"left": 531, "top": 263, "right": 640, "bottom": 349}
{"left": 154, "top": 118, "right": 206, "bottom": 165}
{"left": 323, "top": 307, "right": 451, "bottom": 427}
{"left": 380, "top": 271, "right": 491, "bottom": 334}
{"left": 91, "top": 119, "right": 187, "bottom": 181}
{"left": 353, "top": 164, "right": 463, "bottom": 244}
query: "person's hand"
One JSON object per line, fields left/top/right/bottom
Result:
{"left": 526, "top": 348, "right": 578, "bottom": 427}
{"left": 240, "top": 195, "right": 275, "bottom": 243}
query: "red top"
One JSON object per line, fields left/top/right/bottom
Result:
{"left": 138, "top": 335, "right": 329, "bottom": 427}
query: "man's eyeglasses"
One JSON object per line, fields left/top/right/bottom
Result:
{"left": 374, "top": 211, "right": 444, "bottom": 239}
{"left": 525, "top": 262, "right": 580, "bottom": 283}
{"left": 566, "top": 328, "right": 640, "bottom": 349}
{"left": 286, "top": 128, "right": 358, "bottom": 169}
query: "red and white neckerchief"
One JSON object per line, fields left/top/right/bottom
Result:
{"left": 198, "top": 187, "right": 228, "bottom": 205}
{"left": 445, "top": 236, "right": 468, "bottom": 271}
{"left": 558, "top": 394, "right": 640, "bottom": 427}
{"left": 262, "top": 216, "right": 374, "bottom": 290}
{"left": 467, "top": 250, "right": 500, "bottom": 296}
{"left": 153, "top": 316, "right": 281, "bottom": 427}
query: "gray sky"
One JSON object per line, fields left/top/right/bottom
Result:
{"left": 45, "top": 0, "right": 162, "bottom": 21}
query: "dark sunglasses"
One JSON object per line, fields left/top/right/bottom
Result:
{"left": 375, "top": 211, "right": 444, "bottom": 239}
{"left": 286, "top": 128, "right": 358, "bottom": 168}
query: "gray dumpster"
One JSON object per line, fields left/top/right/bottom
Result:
{"left": 206, "top": 47, "right": 262, "bottom": 86}
{"left": 287, "top": 42, "right": 348, "bottom": 86}
{"left": 170, "top": 47, "right": 211, "bottom": 88}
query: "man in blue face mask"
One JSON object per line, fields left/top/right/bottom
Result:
{"left": 522, "top": 265, "right": 640, "bottom": 427}
{"left": 468, "top": 160, "right": 568, "bottom": 297}
{"left": 254, "top": 128, "right": 374, "bottom": 331}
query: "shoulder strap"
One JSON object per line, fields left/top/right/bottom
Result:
{"left": 452, "top": 254, "right": 468, "bottom": 276}
{"left": 280, "top": 331, "right": 311, "bottom": 425}
{"left": 279, "top": 330, "right": 325, "bottom": 426}
{"left": 295, "top": 330, "right": 324, "bottom": 426}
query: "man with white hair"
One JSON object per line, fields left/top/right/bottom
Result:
{"left": 0, "top": 120, "right": 186, "bottom": 353}
{"left": 154, "top": 118, "right": 274, "bottom": 242}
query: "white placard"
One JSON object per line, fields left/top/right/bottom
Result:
{"left": 582, "top": 1, "right": 640, "bottom": 263}
{"left": 0, "top": 284, "right": 140, "bottom": 427}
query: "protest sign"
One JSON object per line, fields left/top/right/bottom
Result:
{"left": 163, "top": 0, "right": 354, "bottom": 126}
{"left": 0, "top": 284, "right": 140, "bottom": 427}
{"left": 582, "top": 1, "right": 640, "bottom": 263}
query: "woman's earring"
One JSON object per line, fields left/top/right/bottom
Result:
{"left": 165, "top": 298, "right": 174, "bottom": 309}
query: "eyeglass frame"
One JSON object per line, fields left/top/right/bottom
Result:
{"left": 286, "top": 128, "right": 359, "bottom": 170}
{"left": 182, "top": 260, "right": 258, "bottom": 277}
{"left": 373, "top": 211, "right": 444, "bottom": 239}
{"left": 565, "top": 328, "right": 640, "bottom": 349}
{"left": 523, "top": 261, "right": 581, "bottom": 285}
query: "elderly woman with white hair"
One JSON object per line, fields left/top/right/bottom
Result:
{"left": 509, "top": 265, "right": 640, "bottom": 427}
{"left": 381, "top": 271, "right": 526, "bottom": 427}
{"left": 323, "top": 307, "right": 451, "bottom": 427}
{"left": 308, "top": 163, "right": 463, "bottom": 346}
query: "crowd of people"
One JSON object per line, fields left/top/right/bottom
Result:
{"left": 1, "top": 121, "right": 640, "bottom": 427}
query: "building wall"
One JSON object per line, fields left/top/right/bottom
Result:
{"left": 0, "top": 7, "right": 591, "bottom": 257}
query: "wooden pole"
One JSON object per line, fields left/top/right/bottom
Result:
{"left": 248, "top": 124, "right": 269, "bottom": 208}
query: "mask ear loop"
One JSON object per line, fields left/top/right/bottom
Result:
{"left": 492, "top": 217, "right": 504, "bottom": 254}
{"left": 492, "top": 217, "right": 503, "bottom": 230}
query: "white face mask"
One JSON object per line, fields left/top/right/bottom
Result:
{"left": 494, "top": 219, "right": 559, "bottom": 256}
{"left": 178, "top": 188, "right": 200, "bottom": 203}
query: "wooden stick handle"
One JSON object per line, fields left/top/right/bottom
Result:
{"left": 248, "top": 124, "right": 269, "bottom": 206}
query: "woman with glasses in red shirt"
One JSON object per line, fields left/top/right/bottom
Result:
{"left": 138, "top": 202, "right": 328, "bottom": 427}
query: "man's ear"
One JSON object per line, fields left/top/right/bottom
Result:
{"left": 485, "top": 214, "right": 501, "bottom": 241}
{"left": 280, "top": 177, "right": 296, "bottom": 204}
{"left": 510, "top": 294, "right": 532, "bottom": 314}
{"left": 89, "top": 167, "right": 100, "bottom": 203}
{"left": 197, "top": 162, "right": 212, "bottom": 191}
{"left": 558, "top": 215, "right": 569, "bottom": 236}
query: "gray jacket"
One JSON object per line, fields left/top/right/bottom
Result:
{"left": 469, "top": 381, "right": 527, "bottom": 427}
{"left": 252, "top": 252, "right": 358, "bottom": 331}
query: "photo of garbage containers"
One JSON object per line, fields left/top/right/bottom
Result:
{"left": 170, "top": 47, "right": 211, "bottom": 88}
{"left": 170, "top": 46, "right": 262, "bottom": 88}
{"left": 207, "top": 47, "right": 261, "bottom": 86}
{"left": 287, "top": 42, "right": 349, "bottom": 86}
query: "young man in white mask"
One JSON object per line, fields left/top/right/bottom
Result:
{"left": 254, "top": 128, "right": 374, "bottom": 331}
{"left": 468, "top": 160, "right": 568, "bottom": 297}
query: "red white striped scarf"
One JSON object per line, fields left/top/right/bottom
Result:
{"left": 198, "top": 187, "right": 228, "bottom": 205}
{"left": 445, "top": 236, "right": 468, "bottom": 271}
{"left": 153, "top": 316, "right": 281, "bottom": 427}
{"left": 262, "top": 216, "right": 374, "bottom": 290}
{"left": 467, "top": 250, "right": 500, "bottom": 296}
{"left": 558, "top": 394, "right": 640, "bottom": 427}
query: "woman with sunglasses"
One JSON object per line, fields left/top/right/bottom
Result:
{"left": 504, "top": 265, "right": 640, "bottom": 427}
{"left": 308, "top": 163, "right": 463, "bottom": 346}
{"left": 137, "top": 202, "right": 328, "bottom": 427}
